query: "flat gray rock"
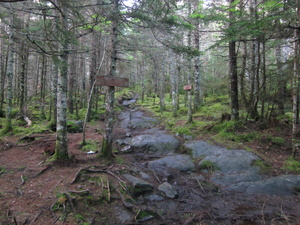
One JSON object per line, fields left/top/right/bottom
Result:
{"left": 158, "top": 182, "right": 178, "bottom": 198}
{"left": 198, "top": 149, "right": 260, "bottom": 173}
{"left": 114, "top": 206, "right": 132, "bottom": 223}
{"left": 127, "top": 132, "right": 180, "bottom": 156}
{"left": 227, "top": 175, "right": 300, "bottom": 196}
{"left": 118, "top": 110, "right": 157, "bottom": 130}
{"left": 147, "top": 154, "right": 195, "bottom": 172}
{"left": 183, "top": 140, "right": 226, "bottom": 158}
{"left": 144, "top": 194, "right": 164, "bottom": 201}
{"left": 123, "top": 174, "right": 154, "bottom": 195}
{"left": 184, "top": 140, "right": 265, "bottom": 188}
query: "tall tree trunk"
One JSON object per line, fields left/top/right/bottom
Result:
{"left": 260, "top": 41, "right": 267, "bottom": 119}
{"left": 248, "top": 0, "right": 260, "bottom": 121}
{"left": 3, "top": 5, "right": 14, "bottom": 134}
{"left": 169, "top": 49, "right": 177, "bottom": 117}
{"left": 193, "top": 23, "right": 202, "bottom": 111}
{"left": 101, "top": 0, "right": 119, "bottom": 159}
{"left": 68, "top": 50, "right": 76, "bottom": 114}
{"left": 87, "top": 34, "right": 97, "bottom": 122}
{"left": 0, "top": 39, "right": 5, "bottom": 117}
{"left": 54, "top": 0, "right": 70, "bottom": 160}
{"left": 229, "top": 0, "right": 239, "bottom": 120}
{"left": 40, "top": 55, "right": 47, "bottom": 120}
{"left": 48, "top": 62, "right": 58, "bottom": 129}
{"left": 275, "top": 44, "right": 285, "bottom": 116}
{"left": 240, "top": 41, "right": 248, "bottom": 109}
{"left": 186, "top": 0, "right": 193, "bottom": 123}
{"left": 292, "top": 1, "right": 300, "bottom": 158}
{"left": 19, "top": 43, "right": 28, "bottom": 117}
{"left": 157, "top": 57, "right": 166, "bottom": 112}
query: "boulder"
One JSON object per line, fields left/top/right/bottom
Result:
{"left": 147, "top": 154, "right": 195, "bottom": 172}
{"left": 227, "top": 175, "right": 300, "bottom": 196}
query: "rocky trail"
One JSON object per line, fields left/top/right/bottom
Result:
{"left": 0, "top": 100, "right": 300, "bottom": 224}
{"left": 113, "top": 105, "right": 300, "bottom": 224}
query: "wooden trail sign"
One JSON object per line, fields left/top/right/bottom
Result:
{"left": 184, "top": 85, "right": 193, "bottom": 91}
{"left": 96, "top": 76, "right": 129, "bottom": 87}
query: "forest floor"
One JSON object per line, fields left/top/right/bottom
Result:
{"left": 0, "top": 107, "right": 300, "bottom": 225}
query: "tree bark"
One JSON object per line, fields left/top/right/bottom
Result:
{"left": 193, "top": 25, "right": 202, "bottom": 112}
{"left": 3, "top": 4, "right": 14, "bottom": 134}
{"left": 229, "top": 0, "right": 239, "bottom": 121}
{"left": 101, "top": 0, "right": 119, "bottom": 159}
{"left": 169, "top": 49, "right": 177, "bottom": 117}
{"left": 292, "top": 0, "right": 300, "bottom": 158}
{"left": 54, "top": 0, "right": 69, "bottom": 160}
{"left": 275, "top": 44, "right": 286, "bottom": 116}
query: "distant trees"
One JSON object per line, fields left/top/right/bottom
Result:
{"left": 1, "top": 0, "right": 300, "bottom": 159}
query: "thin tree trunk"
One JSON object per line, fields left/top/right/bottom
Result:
{"left": 292, "top": 2, "right": 300, "bottom": 158}
{"left": 40, "top": 55, "right": 47, "bottom": 120}
{"left": 54, "top": 0, "right": 69, "bottom": 160}
{"left": 157, "top": 57, "right": 165, "bottom": 112}
{"left": 260, "top": 41, "right": 267, "bottom": 119}
{"left": 169, "top": 49, "right": 177, "bottom": 117}
{"left": 186, "top": 0, "right": 193, "bottom": 123}
{"left": 19, "top": 43, "right": 28, "bottom": 117}
{"left": 240, "top": 41, "right": 248, "bottom": 109}
{"left": 68, "top": 50, "right": 76, "bottom": 114}
{"left": 48, "top": 62, "right": 58, "bottom": 129}
{"left": 229, "top": 0, "right": 239, "bottom": 121}
{"left": 101, "top": 0, "right": 119, "bottom": 159}
{"left": 275, "top": 44, "right": 285, "bottom": 116}
{"left": 193, "top": 16, "right": 202, "bottom": 111}
{"left": 3, "top": 5, "right": 14, "bottom": 134}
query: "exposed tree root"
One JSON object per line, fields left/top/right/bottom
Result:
{"left": 33, "top": 165, "right": 52, "bottom": 178}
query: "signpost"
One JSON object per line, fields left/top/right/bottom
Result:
{"left": 184, "top": 85, "right": 192, "bottom": 91}
{"left": 96, "top": 76, "right": 129, "bottom": 87}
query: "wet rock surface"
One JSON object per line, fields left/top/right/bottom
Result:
{"left": 112, "top": 105, "right": 300, "bottom": 224}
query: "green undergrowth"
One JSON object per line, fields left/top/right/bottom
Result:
{"left": 252, "top": 159, "right": 272, "bottom": 174}
{"left": 282, "top": 158, "right": 300, "bottom": 172}
{"left": 80, "top": 139, "right": 100, "bottom": 152}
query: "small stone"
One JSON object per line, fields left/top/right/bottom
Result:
{"left": 158, "top": 182, "right": 178, "bottom": 198}
{"left": 123, "top": 174, "right": 154, "bottom": 195}
{"left": 144, "top": 194, "right": 164, "bottom": 201}
{"left": 140, "top": 172, "right": 151, "bottom": 180}
{"left": 121, "top": 145, "right": 131, "bottom": 153}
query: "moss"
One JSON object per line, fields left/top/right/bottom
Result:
{"left": 198, "top": 160, "right": 220, "bottom": 172}
{"left": 282, "top": 158, "right": 300, "bottom": 172}
{"left": 261, "top": 135, "right": 285, "bottom": 146}
{"left": 0, "top": 167, "right": 7, "bottom": 176}
{"left": 173, "top": 126, "right": 191, "bottom": 136}
{"left": 136, "top": 210, "right": 155, "bottom": 222}
{"left": 80, "top": 139, "right": 99, "bottom": 152}
{"left": 251, "top": 159, "right": 271, "bottom": 174}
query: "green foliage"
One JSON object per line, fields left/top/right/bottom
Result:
{"left": 173, "top": 126, "right": 191, "bottom": 136}
{"left": 80, "top": 15, "right": 111, "bottom": 34}
{"left": 262, "top": 135, "right": 285, "bottom": 146}
{"left": 172, "top": 45, "right": 201, "bottom": 57}
{"left": 282, "top": 158, "right": 300, "bottom": 172}
{"left": 136, "top": 210, "right": 155, "bottom": 222}
{"left": 251, "top": 159, "right": 271, "bottom": 174}
{"left": 198, "top": 160, "right": 220, "bottom": 172}
{"left": 80, "top": 139, "right": 99, "bottom": 152}
{"left": 0, "top": 167, "right": 7, "bottom": 176}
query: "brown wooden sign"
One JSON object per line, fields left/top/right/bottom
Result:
{"left": 184, "top": 85, "right": 193, "bottom": 91}
{"left": 96, "top": 76, "right": 129, "bottom": 87}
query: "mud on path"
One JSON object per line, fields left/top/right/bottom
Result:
{"left": 0, "top": 108, "right": 300, "bottom": 225}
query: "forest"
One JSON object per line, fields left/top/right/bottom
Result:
{"left": 1, "top": 0, "right": 300, "bottom": 224}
